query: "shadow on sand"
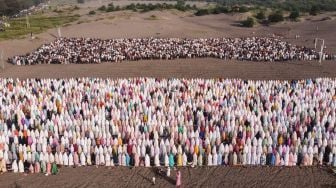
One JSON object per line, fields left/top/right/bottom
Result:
{"left": 151, "top": 167, "right": 176, "bottom": 185}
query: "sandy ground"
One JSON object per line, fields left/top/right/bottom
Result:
{"left": 1, "top": 10, "right": 336, "bottom": 62}
{"left": 0, "top": 166, "right": 335, "bottom": 188}
{"left": 0, "top": 6, "right": 336, "bottom": 188}
{"left": 0, "top": 10, "right": 335, "bottom": 81}
{"left": 0, "top": 59, "right": 335, "bottom": 80}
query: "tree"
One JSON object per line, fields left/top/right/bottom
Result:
{"left": 77, "top": 0, "right": 84, "bottom": 4}
{"left": 310, "top": 5, "right": 320, "bottom": 15}
{"left": 176, "top": 0, "right": 185, "bottom": 7}
{"left": 97, "top": 5, "right": 106, "bottom": 11}
{"left": 175, "top": 0, "right": 186, "bottom": 11}
{"left": 289, "top": 10, "right": 300, "bottom": 20}
{"left": 238, "top": 6, "right": 249, "bottom": 13}
{"left": 3, "top": 0, "right": 20, "bottom": 15}
{"left": 195, "top": 9, "right": 209, "bottom": 16}
{"left": 268, "top": 11, "right": 284, "bottom": 23}
{"left": 241, "top": 17, "right": 255, "bottom": 27}
{"left": 106, "top": 3, "right": 115, "bottom": 12}
{"left": 212, "top": 6, "right": 222, "bottom": 14}
{"left": 255, "top": 11, "right": 265, "bottom": 20}
{"left": 0, "top": 0, "right": 8, "bottom": 15}
{"left": 212, "top": 5, "right": 230, "bottom": 14}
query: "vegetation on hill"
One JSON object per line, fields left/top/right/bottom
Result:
{"left": 255, "top": 11, "right": 266, "bottom": 20}
{"left": 0, "top": 0, "right": 46, "bottom": 16}
{"left": 289, "top": 9, "right": 300, "bottom": 21}
{"left": 268, "top": 11, "right": 284, "bottom": 23}
{"left": 241, "top": 17, "right": 255, "bottom": 27}
{"left": 97, "top": 0, "right": 197, "bottom": 13}
{"left": 194, "top": 5, "right": 249, "bottom": 16}
{"left": 210, "top": 0, "right": 336, "bottom": 13}
{"left": 0, "top": 14, "right": 79, "bottom": 40}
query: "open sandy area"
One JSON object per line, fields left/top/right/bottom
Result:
{"left": 0, "top": 3, "right": 336, "bottom": 187}
{"left": 0, "top": 59, "right": 335, "bottom": 80}
{"left": 0, "top": 166, "right": 335, "bottom": 188}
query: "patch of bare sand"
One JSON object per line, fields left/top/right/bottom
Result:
{"left": 0, "top": 166, "right": 334, "bottom": 188}
{"left": 0, "top": 59, "right": 335, "bottom": 80}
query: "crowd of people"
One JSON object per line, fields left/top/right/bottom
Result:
{"left": 9, "top": 37, "right": 335, "bottom": 65}
{"left": 0, "top": 77, "right": 335, "bottom": 175}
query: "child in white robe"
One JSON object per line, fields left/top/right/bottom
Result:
{"left": 12, "top": 160, "right": 18, "bottom": 173}
{"left": 192, "top": 153, "right": 198, "bottom": 167}
{"left": 18, "top": 160, "right": 24, "bottom": 173}
{"left": 145, "top": 154, "right": 150, "bottom": 167}
{"left": 80, "top": 152, "right": 86, "bottom": 166}
{"left": 154, "top": 154, "right": 160, "bottom": 167}
{"left": 213, "top": 153, "right": 218, "bottom": 166}
{"left": 69, "top": 153, "right": 74, "bottom": 167}
{"left": 198, "top": 154, "right": 203, "bottom": 166}
{"left": 164, "top": 154, "right": 169, "bottom": 167}
{"left": 209, "top": 153, "right": 213, "bottom": 166}
{"left": 182, "top": 153, "right": 187, "bottom": 167}
{"left": 105, "top": 153, "right": 111, "bottom": 167}
{"left": 63, "top": 153, "right": 69, "bottom": 166}
{"left": 233, "top": 152, "right": 238, "bottom": 166}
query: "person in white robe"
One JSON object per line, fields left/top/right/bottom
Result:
{"left": 18, "top": 160, "right": 24, "bottom": 173}
{"left": 12, "top": 160, "right": 18, "bottom": 173}
{"left": 145, "top": 154, "right": 150, "bottom": 167}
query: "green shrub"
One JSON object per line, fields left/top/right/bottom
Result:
{"left": 106, "top": 6, "right": 115, "bottom": 12}
{"left": 289, "top": 10, "right": 300, "bottom": 20}
{"left": 211, "top": 6, "right": 221, "bottom": 14}
{"left": 241, "top": 17, "right": 255, "bottom": 27}
{"left": 195, "top": 9, "right": 209, "bottom": 16}
{"left": 310, "top": 5, "right": 320, "bottom": 15}
{"left": 125, "top": 3, "right": 136, "bottom": 11}
{"left": 238, "top": 6, "right": 249, "bottom": 13}
{"left": 175, "top": 0, "right": 186, "bottom": 11}
{"left": 212, "top": 6, "right": 230, "bottom": 14}
{"left": 255, "top": 11, "right": 265, "bottom": 20}
{"left": 268, "top": 11, "right": 284, "bottom": 22}
{"left": 88, "top": 10, "right": 96, "bottom": 15}
{"left": 98, "top": 5, "right": 106, "bottom": 11}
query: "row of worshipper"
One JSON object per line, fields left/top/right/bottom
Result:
{"left": 8, "top": 37, "right": 335, "bottom": 65}
{"left": 1, "top": 139, "right": 335, "bottom": 172}
{"left": 0, "top": 77, "right": 335, "bottom": 174}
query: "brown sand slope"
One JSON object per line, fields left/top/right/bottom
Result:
{"left": 0, "top": 166, "right": 335, "bottom": 188}
{"left": 0, "top": 59, "right": 335, "bottom": 80}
